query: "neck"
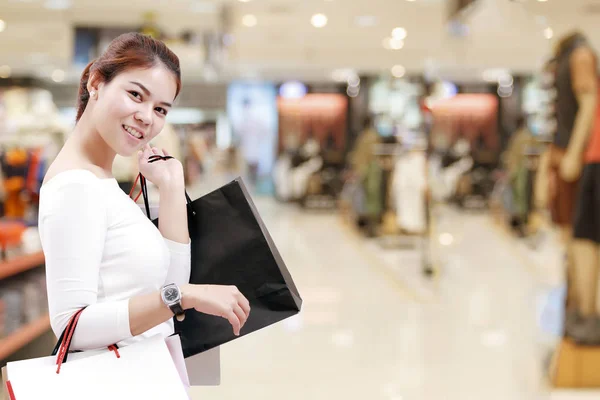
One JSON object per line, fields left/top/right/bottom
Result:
{"left": 68, "top": 108, "right": 116, "bottom": 175}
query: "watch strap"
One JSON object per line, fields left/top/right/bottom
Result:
{"left": 169, "top": 302, "right": 184, "bottom": 317}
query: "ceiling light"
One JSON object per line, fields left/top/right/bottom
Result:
{"left": 52, "top": 69, "right": 65, "bottom": 83}
{"left": 537, "top": 0, "right": 548, "bottom": 2}
{"left": 0, "top": 20, "right": 5, "bottom": 33}
{"left": 242, "top": 14, "right": 257, "bottom": 27}
{"left": 238, "top": 0, "right": 251, "bottom": 2}
{"left": 279, "top": 81, "right": 307, "bottom": 99}
{"left": 498, "top": 86, "right": 513, "bottom": 98}
{"left": 332, "top": 68, "right": 354, "bottom": 82}
{"left": 347, "top": 85, "right": 360, "bottom": 98}
{"left": 311, "top": 13, "right": 328, "bottom": 28}
{"left": 347, "top": 75, "right": 360, "bottom": 87}
{"left": 498, "top": 74, "right": 513, "bottom": 87}
{"left": 544, "top": 27, "right": 553, "bottom": 39}
{"left": 406, "top": 0, "right": 416, "bottom": 2}
{"left": 482, "top": 68, "right": 510, "bottom": 83}
{"left": 391, "top": 65, "right": 406, "bottom": 78}
{"left": 392, "top": 27, "right": 407, "bottom": 40}
{"left": 383, "top": 37, "right": 404, "bottom": 50}
{"left": 391, "top": 39, "right": 404, "bottom": 49}
{"left": 44, "top": 0, "right": 72, "bottom": 9}
{"left": 0, "top": 65, "right": 11, "bottom": 79}
{"left": 355, "top": 15, "right": 377, "bottom": 27}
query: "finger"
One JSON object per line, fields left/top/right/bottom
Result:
{"left": 151, "top": 147, "right": 161, "bottom": 155}
{"left": 144, "top": 145, "right": 152, "bottom": 159}
{"left": 238, "top": 295, "right": 251, "bottom": 317}
{"left": 233, "top": 304, "right": 247, "bottom": 330}
{"left": 162, "top": 148, "right": 171, "bottom": 157}
{"left": 224, "top": 311, "right": 242, "bottom": 336}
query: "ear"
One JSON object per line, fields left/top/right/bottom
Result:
{"left": 86, "top": 71, "right": 103, "bottom": 96}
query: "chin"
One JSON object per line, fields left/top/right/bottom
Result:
{"left": 116, "top": 147, "right": 140, "bottom": 158}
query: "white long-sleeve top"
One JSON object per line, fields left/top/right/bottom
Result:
{"left": 38, "top": 170, "right": 191, "bottom": 351}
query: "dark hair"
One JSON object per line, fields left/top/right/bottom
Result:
{"left": 76, "top": 32, "right": 181, "bottom": 122}
{"left": 554, "top": 31, "right": 586, "bottom": 58}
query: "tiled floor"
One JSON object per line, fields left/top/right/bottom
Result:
{"left": 182, "top": 188, "right": 593, "bottom": 400}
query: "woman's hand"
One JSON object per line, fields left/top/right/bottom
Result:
{"left": 182, "top": 284, "right": 251, "bottom": 336}
{"left": 137, "top": 144, "right": 184, "bottom": 189}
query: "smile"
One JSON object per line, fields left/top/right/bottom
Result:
{"left": 122, "top": 125, "right": 144, "bottom": 140}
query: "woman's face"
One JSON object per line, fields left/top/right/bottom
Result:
{"left": 89, "top": 64, "right": 178, "bottom": 157}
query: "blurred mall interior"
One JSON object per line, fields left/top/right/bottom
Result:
{"left": 3, "top": 0, "right": 600, "bottom": 398}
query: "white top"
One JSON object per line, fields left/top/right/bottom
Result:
{"left": 38, "top": 170, "right": 191, "bottom": 351}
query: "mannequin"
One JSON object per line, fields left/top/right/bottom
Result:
{"left": 570, "top": 85, "right": 600, "bottom": 344}
{"left": 544, "top": 32, "right": 598, "bottom": 342}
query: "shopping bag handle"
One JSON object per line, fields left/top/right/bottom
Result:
{"left": 50, "top": 308, "right": 119, "bottom": 374}
{"left": 130, "top": 154, "right": 195, "bottom": 219}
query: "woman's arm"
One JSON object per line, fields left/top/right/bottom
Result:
{"left": 157, "top": 179, "right": 189, "bottom": 244}
{"left": 144, "top": 146, "right": 192, "bottom": 286}
{"left": 42, "top": 178, "right": 134, "bottom": 350}
{"left": 42, "top": 177, "right": 248, "bottom": 348}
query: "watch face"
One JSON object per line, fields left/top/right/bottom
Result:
{"left": 164, "top": 287, "right": 179, "bottom": 302}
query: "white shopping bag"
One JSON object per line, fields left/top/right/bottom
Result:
{"left": 4, "top": 335, "right": 188, "bottom": 400}
{"left": 165, "top": 334, "right": 191, "bottom": 389}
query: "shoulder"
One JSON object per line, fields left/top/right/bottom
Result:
{"left": 43, "top": 159, "right": 111, "bottom": 184}
{"left": 42, "top": 169, "right": 105, "bottom": 189}
{"left": 40, "top": 169, "right": 113, "bottom": 206}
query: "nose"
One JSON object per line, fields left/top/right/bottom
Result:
{"left": 134, "top": 105, "right": 152, "bottom": 126}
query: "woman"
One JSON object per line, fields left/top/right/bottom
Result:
{"left": 39, "top": 32, "right": 250, "bottom": 351}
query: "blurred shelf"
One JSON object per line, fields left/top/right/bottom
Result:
{"left": 0, "top": 252, "right": 45, "bottom": 281}
{"left": 0, "top": 315, "right": 50, "bottom": 361}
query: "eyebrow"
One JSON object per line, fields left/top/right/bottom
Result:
{"left": 129, "top": 81, "right": 172, "bottom": 108}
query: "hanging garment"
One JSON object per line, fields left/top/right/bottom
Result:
{"left": 273, "top": 154, "right": 294, "bottom": 201}
{"left": 349, "top": 128, "right": 380, "bottom": 179}
{"left": 364, "top": 160, "right": 383, "bottom": 218}
{"left": 583, "top": 85, "right": 600, "bottom": 163}
{"left": 290, "top": 157, "right": 323, "bottom": 200}
{"left": 392, "top": 152, "right": 428, "bottom": 234}
{"left": 25, "top": 148, "right": 43, "bottom": 194}
{"left": 2, "top": 149, "right": 29, "bottom": 218}
{"left": 511, "top": 162, "right": 530, "bottom": 221}
{"left": 548, "top": 145, "right": 580, "bottom": 227}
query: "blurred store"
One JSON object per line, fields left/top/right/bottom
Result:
{"left": 1, "top": 0, "right": 600, "bottom": 398}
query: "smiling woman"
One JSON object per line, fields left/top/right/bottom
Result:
{"left": 36, "top": 32, "right": 251, "bottom": 359}
{"left": 73, "top": 32, "right": 180, "bottom": 159}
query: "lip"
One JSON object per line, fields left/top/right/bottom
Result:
{"left": 122, "top": 124, "right": 145, "bottom": 140}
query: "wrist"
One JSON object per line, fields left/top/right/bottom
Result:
{"left": 180, "top": 284, "right": 195, "bottom": 310}
{"left": 158, "top": 175, "right": 185, "bottom": 193}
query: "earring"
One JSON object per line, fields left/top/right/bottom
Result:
{"left": 90, "top": 90, "right": 96, "bottom": 98}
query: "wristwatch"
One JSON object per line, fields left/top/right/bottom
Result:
{"left": 161, "top": 283, "right": 185, "bottom": 322}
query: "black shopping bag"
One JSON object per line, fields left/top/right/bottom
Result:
{"left": 139, "top": 171, "right": 302, "bottom": 358}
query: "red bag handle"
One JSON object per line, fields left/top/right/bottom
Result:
{"left": 5, "top": 309, "right": 121, "bottom": 399}
{"left": 53, "top": 308, "right": 119, "bottom": 374}
{"left": 129, "top": 154, "right": 174, "bottom": 202}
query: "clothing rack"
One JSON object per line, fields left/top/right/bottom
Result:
{"left": 374, "top": 145, "right": 436, "bottom": 278}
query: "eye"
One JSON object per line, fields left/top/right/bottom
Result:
{"left": 155, "top": 107, "right": 168, "bottom": 116}
{"left": 128, "top": 91, "right": 142, "bottom": 100}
